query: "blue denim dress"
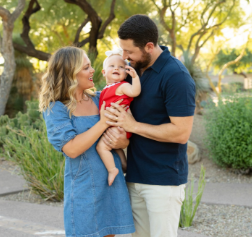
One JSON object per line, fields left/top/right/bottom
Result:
{"left": 43, "top": 92, "right": 135, "bottom": 237}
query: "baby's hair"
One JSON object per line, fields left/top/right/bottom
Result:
{"left": 103, "top": 48, "right": 128, "bottom": 69}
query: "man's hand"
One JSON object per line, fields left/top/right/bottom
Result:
{"left": 102, "top": 126, "right": 129, "bottom": 149}
{"left": 105, "top": 103, "right": 137, "bottom": 133}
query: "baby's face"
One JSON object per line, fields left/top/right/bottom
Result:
{"left": 103, "top": 55, "right": 127, "bottom": 84}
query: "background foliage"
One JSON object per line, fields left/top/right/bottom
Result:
{"left": 204, "top": 95, "right": 252, "bottom": 171}
{"left": 0, "top": 101, "right": 64, "bottom": 201}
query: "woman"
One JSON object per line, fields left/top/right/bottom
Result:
{"left": 39, "top": 46, "right": 135, "bottom": 237}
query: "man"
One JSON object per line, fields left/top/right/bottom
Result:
{"left": 105, "top": 14, "right": 195, "bottom": 237}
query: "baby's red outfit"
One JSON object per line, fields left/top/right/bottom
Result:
{"left": 99, "top": 81, "right": 133, "bottom": 139}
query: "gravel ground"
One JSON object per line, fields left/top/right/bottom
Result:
{"left": 1, "top": 114, "right": 252, "bottom": 237}
{"left": 187, "top": 203, "right": 252, "bottom": 237}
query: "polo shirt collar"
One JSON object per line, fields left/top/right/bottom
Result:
{"left": 150, "top": 46, "right": 171, "bottom": 73}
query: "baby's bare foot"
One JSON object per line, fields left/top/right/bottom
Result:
{"left": 108, "top": 167, "right": 119, "bottom": 186}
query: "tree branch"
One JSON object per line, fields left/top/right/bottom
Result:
{"left": 199, "top": 30, "right": 215, "bottom": 48}
{"left": 74, "top": 17, "right": 90, "bottom": 44}
{"left": 0, "top": 7, "right": 11, "bottom": 21}
{"left": 13, "top": 0, "right": 51, "bottom": 61}
{"left": 21, "top": 0, "right": 40, "bottom": 48}
{"left": 64, "top": 0, "right": 102, "bottom": 54}
{"left": 65, "top": 0, "right": 116, "bottom": 56}
{"left": 151, "top": 0, "right": 171, "bottom": 32}
{"left": 9, "top": 0, "right": 26, "bottom": 23}
{"left": 188, "top": 1, "right": 225, "bottom": 50}
{"left": 151, "top": 0, "right": 161, "bottom": 11}
{"left": 13, "top": 42, "right": 51, "bottom": 61}
{"left": 191, "top": 29, "right": 215, "bottom": 63}
{"left": 76, "top": 37, "right": 90, "bottom": 48}
{"left": 204, "top": 1, "right": 225, "bottom": 28}
{"left": 187, "top": 0, "right": 235, "bottom": 52}
{"left": 98, "top": 0, "right": 116, "bottom": 39}
{"left": 218, "top": 37, "right": 250, "bottom": 93}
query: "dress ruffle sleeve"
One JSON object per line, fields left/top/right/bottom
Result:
{"left": 43, "top": 101, "right": 77, "bottom": 152}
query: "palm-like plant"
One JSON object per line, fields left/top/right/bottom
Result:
{"left": 182, "top": 52, "right": 210, "bottom": 113}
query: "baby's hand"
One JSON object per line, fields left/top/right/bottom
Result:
{"left": 125, "top": 65, "right": 138, "bottom": 79}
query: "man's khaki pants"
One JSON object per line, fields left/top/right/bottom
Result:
{"left": 127, "top": 182, "right": 186, "bottom": 237}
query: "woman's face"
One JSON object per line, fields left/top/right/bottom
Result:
{"left": 76, "top": 54, "right": 95, "bottom": 90}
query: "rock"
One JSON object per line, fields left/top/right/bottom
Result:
{"left": 187, "top": 140, "right": 200, "bottom": 164}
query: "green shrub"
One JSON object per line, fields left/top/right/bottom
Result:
{"left": 0, "top": 101, "right": 64, "bottom": 201}
{"left": 221, "top": 82, "right": 245, "bottom": 94}
{"left": 179, "top": 165, "right": 206, "bottom": 228}
{"left": 204, "top": 95, "right": 252, "bottom": 171}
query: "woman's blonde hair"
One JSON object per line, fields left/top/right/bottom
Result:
{"left": 39, "top": 46, "right": 95, "bottom": 116}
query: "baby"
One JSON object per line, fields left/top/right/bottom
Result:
{"left": 97, "top": 48, "right": 141, "bottom": 186}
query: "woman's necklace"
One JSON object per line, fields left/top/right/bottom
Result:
{"left": 77, "top": 93, "right": 89, "bottom": 103}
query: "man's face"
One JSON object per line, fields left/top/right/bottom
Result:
{"left": 119, "top": 39, "right": 151, "bottom": 70}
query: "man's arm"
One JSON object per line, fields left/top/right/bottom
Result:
{"left": 132, "top": 116, "right": 193, "bottom": 144}
{"left": 105, "top": 103, "right": 194, "bottom": 144}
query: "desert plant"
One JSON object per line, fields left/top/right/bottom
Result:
{"left": 204, "top": 95, "right": 252, "bottom": 172}
{"left": 179, "top": 165, "right": 206, "bottom": 228}
{"left": 0, "top": 100, "right": 64, "bottom": 201}
{"left": 182, "top": 52, "right": 210, "bottom": 113}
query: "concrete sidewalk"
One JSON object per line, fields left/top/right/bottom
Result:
{"left": 0, "top": 199, "right": 209, "bottom": 237}
{"left": 0, "top": 169, "right": 28, "bottom": 196}
{"left": 201, "top": 182, "right": 252, "bottom": 207}
{"left": 1, "top": 168, "right": 251, "bottom": 237}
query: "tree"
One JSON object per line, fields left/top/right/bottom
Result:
{"left": 0, "top": 0, "right": 26, "bottom": 116}
{"left": 204, "top": 37, "right": 231, "bottom": 96}
{"left": 152, "top": 0, "right": 245, "bottom": 64}
{"left": 213, "top": 48, "right": 252, "bottom": 78}
{"left": 13, "top": 0, "right": 117, "bottom": 61}
{"left": 217, "top": 37, "right": 251, "bottom": 94}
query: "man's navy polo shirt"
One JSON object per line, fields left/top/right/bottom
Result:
{"left": 126, "top": 46, "right": 196, "bottom": 185}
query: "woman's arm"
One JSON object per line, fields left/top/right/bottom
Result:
{"left": 63, "top": 120, "right": 107, "bottom": 158}
{"left": 62, "top": 102, "right": 111, "bottom": 158}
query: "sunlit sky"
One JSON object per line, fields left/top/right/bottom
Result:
{"left": 0, "top": 0, "right": 251, "bottom": 65}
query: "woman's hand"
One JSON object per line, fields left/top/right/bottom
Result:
{"left": 100, "top": 99, "right": 124, "bottom": 129}
{"left": 99, "top": 101, "right": 111, "bottom": 128}
{"left": 102, "top": 127, "right": 129, "bottom": 149}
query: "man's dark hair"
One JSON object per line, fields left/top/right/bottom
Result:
{"left": 118, "top": 14, "right": 158, "bottom": 48}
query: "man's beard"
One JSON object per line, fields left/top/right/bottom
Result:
{"left": 130, "top": 49, "right": 151, "bottom": 70}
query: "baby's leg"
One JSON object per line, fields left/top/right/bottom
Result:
{"left": 96, "top": 139, "right": 119, "bottom": 186}
{"left": 115, "top": 149, "right": 127, "bottom": 173}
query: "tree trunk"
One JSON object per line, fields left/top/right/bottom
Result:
{"left": 0, "top": 0, "right": 26, "bottom": 116}
{"left": 170, "top": 31, "right": 176, "bottom": 57}
{"left": 0, "top": 22, "right": 16, "bottom": 115}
